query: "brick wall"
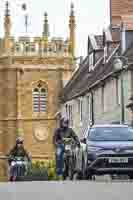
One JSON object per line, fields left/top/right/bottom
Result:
{"left": 111, "top": 0, "right": 133, "bottom": 27}
{"left": 112, "top": 0, "right": 133, "bottom": 16}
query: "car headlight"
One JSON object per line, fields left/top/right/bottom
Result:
{"left": 87, "top": 146, "right": 102, "bottom": 153}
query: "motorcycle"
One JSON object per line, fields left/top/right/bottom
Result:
{"left": 9, "top": 156, "right": 29, "bottom": 181}
{"left": 63, "top": 138, "right": 77, "bottom": 180}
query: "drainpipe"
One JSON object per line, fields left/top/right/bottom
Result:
{"left": 90, "top": 91, "right": 94, "bottom": 126}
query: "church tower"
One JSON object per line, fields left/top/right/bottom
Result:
{"left": 0, "top": 1, "right": 76, "bottom": 180}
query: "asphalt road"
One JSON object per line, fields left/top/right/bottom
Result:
{"left": 0, "top": 180, "right": 133, "bottom": 200}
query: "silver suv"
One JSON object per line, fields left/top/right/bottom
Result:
{"left": 85, "top": 124, "right": 133, "bottom": 180}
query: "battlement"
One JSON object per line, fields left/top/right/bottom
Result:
{"left": 2, "top": 2, "right": 76, "bottom": 58}
{"left": 1, "top": 36, "right": 71, "bottom": 57}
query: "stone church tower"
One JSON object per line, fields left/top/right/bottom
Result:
{"left": 111, "top": 0, "right": 133, "bottom": 29}
{"left": 0, "top": 2, "right": 76, "bottom": 180}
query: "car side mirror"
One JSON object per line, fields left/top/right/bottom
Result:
{"left": 80, "top": 138, "right": 86, "bottom": 144}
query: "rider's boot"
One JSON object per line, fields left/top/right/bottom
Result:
{"left": 9, "top": 176, "right": 13, "bottom": 182}
{"left": 57, "top": 175, "right": 63, "bottom": 180}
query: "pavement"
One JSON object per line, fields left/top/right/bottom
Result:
{"left": 0, "top": 180, "right": 133, "bottom": 200}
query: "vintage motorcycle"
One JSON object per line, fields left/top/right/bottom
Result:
{"left": 63, "top": 138, "right": 77, "bottom": 180}
{"left": 9, "top": 156, "right": 30, "bottom": 181}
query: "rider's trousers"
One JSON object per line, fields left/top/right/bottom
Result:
{"left": 55, "top": 144, "right": 65, "bottom": 176}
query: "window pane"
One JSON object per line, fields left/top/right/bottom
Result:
{"left": 41, "top": 88, "right": 46, "bottom": 93}
{"left": 33, "top": 87, "right": 47, "bottom": 113}
{"left": 40, "top": 94, "right": 46, "bottom": 97}
{"left": 40, "top": 88, "right": 47, "bottom": 112}
{"left": 33, "top": 88, "right": 39, "bottom": 112}
{"left": 33, "top": 88, "right": 39, "bottom": 92}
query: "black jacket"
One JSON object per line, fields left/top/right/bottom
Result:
{"left": 53, "top": 127, "right": 80, "bottom": 146}
{"left": 8, "top": 146, "right": 30, "bottom": 164}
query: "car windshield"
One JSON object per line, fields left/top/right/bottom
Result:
{"left": 88, "top": 127, "right": 133, "bottom": 141}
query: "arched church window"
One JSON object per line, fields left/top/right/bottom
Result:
{"left": 33, "top": 85, "right": 47, "bottom": 113}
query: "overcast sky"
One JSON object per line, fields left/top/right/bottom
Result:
{"left": 0, "top": 0, "right": 110, "bottom": 57}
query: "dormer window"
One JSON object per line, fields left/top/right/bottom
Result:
{"left": 104, "top": 45, "right": 108, "bottom": 63}
{"left": 121, "top": 25, "right": 126, "bottom": 53}
{"left": 89, "top": 53, "right": 94, "bottom": 71}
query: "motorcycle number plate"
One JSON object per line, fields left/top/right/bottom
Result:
{"left": 16, "top": 161, "right": 23, "bottom": 165}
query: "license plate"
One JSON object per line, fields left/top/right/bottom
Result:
{"left": 65, "top": 145, "right": 71, "bottom": 150}
{"left": 109, "top": 157, "right": 128, "bottom": 163}
{"left": 16, "top": 161, "right": 23, "bottom": 165}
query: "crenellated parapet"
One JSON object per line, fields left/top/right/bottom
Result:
{"left": 1, "top": 1, "right": 76, "bottom": 58}
{"left": 7, "top": 36, "right": 70, "bottom": 57}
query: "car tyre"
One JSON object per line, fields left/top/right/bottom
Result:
{"left": 85, "top": 169, "right": 93, "bottom": 180}
{"left": 129, "top": 175, "right": 133, "bottom": 180}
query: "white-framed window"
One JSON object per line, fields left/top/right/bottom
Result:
{"left": 101, "top": 85, "right": 105, "bottom": 112}
{"left": 104, "top": 45, "right": 108, "bottom": 63}
{"left": 89, "top": 94, "right": 93, "bottom": 123}
{"left": 86, "top": 95, "right": 90, "bottom": 114}
{"left": 68, "top": 104, "right": 73, "bottom": 126}
{"left": 79, "top": 98, "right": 83, "bottom": 123}
{"left": 89, "top": 53, "right": 94, "bottom": 71}
{"left": 116, "top": 78, "right": 121, "bottom": 105}
{"left": 33, "top": 85, "right": 47, "bottom": 113}
{"left": 86, "top": 95, "right": 92, "bottom": 122}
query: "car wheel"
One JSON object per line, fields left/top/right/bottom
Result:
{"left": 129, "top": 175, "right": 133, "bottom": 180}
{"left": 87, "top": 174, "right": 93, "bottom": 180}
{"left": 85, "top": 170, "right": 93, "bottom": 180}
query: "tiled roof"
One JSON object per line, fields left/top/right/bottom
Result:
{"left": 61, "top": 28, "right": 133, "bottom": 103}
{"left": 61, "top": 44, "right": 120, "bottom": 103}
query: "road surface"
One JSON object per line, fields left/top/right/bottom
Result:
{"left": 0, "top": 180, "right": 133, "bottom": 200}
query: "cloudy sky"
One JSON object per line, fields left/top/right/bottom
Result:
{"left": 0, "top": 0, "right": 110, "bottom": 57}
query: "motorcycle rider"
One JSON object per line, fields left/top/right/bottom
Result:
{"left": 8, "top": 137, "right": 31, "bottom": 181}
{"left": 53, "top": 117, "right": 80, "bottom": 179}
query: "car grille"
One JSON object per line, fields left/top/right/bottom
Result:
{"left": 99, "top": 153, "right": 133, "bottom": 158}
{"left": 95, "top": 159, "right": 133, "bottom": 168}
{"left": 91, "top": 156, "right": 133, "bottom": 169}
